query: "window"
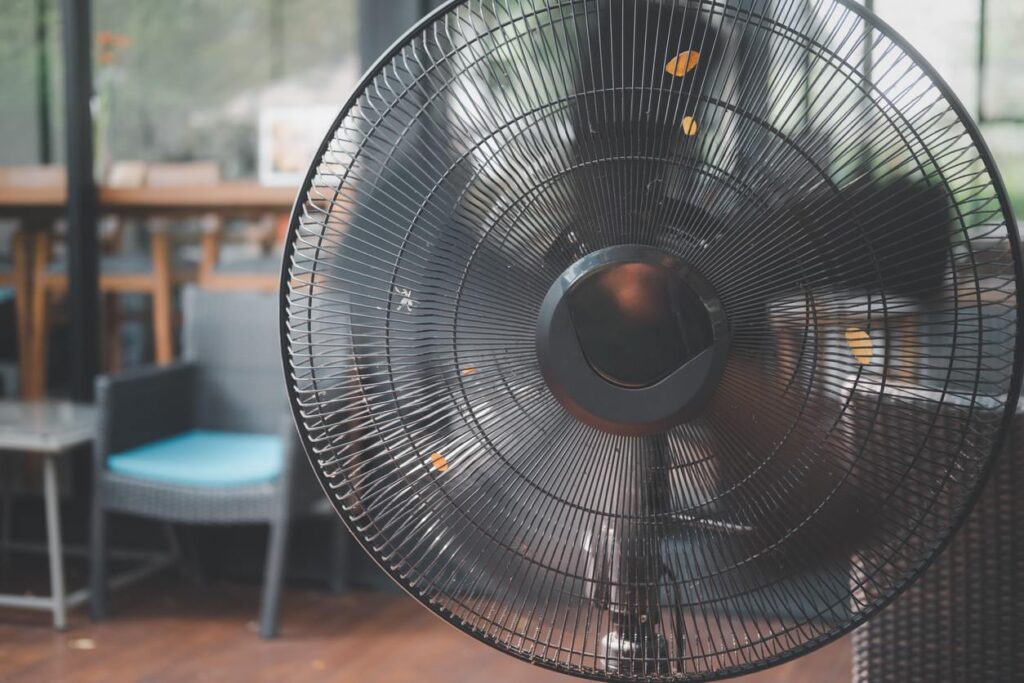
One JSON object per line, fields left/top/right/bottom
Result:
{"left": 871, "top": 0, "right": 1024, "bottom": 215}
{"left": 91, "top": 0, "right": 359, "bottom": 179}
{"left": 0, "top": 0, "right": 360, "bottom": 177}
{"left": 0, "top": 0, "right": 63, "bottom": 165}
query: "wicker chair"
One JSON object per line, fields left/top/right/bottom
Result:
{"left": 852, "top": 416, "right": 1022, "bottom": 681}
{"left": 843, "top": 283, "right": 1022, "bottom": 681}
{"left": 843, "top": 362, "right": 1019, "bottom": 683}
{"left": 89, "top": 286, "right": 322, "bottom": 638}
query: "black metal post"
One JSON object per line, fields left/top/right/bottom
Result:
{"left": 36, "top": 0, "right": 52, "bottom": 163}
{"left": 62, "top": 0, "right": 99, "bottom": 401}
{"left": 358, "top": 0, "right": 438, "bottom": 70}
{"left": 359, "top": 0, "right": 418, "bottom": 69}
{"left": 977, "top": 0, "right": 987, "bottom": 122}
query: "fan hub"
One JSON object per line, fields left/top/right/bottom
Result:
{"left": 536, "top": 245, "right": 729, "bottom": 435}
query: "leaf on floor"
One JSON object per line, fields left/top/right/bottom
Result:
{"left": 68, "top": 638, "right": 97, "bottom": 650}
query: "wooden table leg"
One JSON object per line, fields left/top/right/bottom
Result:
{"left": 104, "top": 292, "right": 122, "bottom": 372}
{"left": 150, "top": 231, "right": 174, "bottom": 364}
{"left": 42, "top": 453, "right": 66, "bottom": 630}
{"left": 26, "top": 231, "right": 51, "bottom": 399}
{"left": 198, "top": 221, "right": 221, "bottom": 288}
{"left": 11, "top": 230, "right": 33, "bottom": 398}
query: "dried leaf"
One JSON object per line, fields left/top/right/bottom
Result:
{"left": 665, "top": 50, "right": 700, "bottom": 77}
{"left": 68, "top": 638, "right": 96, "bottom": 651}
{"left": 845, "top": 328, "right": 873, "bottom": 365}
{"left": 430, "top": 452, "right": 450, "bottom": 473}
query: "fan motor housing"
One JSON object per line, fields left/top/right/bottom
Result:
{"left": 536, "top": 245, "right": 729, "bottom": 435}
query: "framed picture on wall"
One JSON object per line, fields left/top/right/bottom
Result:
{"left": 258, "top": 106, "right": 338, "bottom": 186}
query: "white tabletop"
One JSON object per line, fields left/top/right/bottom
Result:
{"left": 0, "top": 400, "right": 96, "bottom": 453}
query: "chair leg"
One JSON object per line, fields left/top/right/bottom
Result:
{"left": 177, "top": 525, "right": 208, "bottom": 588}
{"left": 42, "top": 454, "right": 67, "bottom": 630}
{"left": 162, "top": 522, "right": 184, "bottom": 572}
{"left": 328, "top": 523, "right": 351, "bottom": 594}
{"left": 259, "top": 515, "right": 290, "bottom": 639}
{"left": 0, "top": 458, "right": 13, "bottom": 565}
{"left": 103, "top": 293, "right": 122, "bottom": 372}
{"left": 89, "top": 494, "right": 108, "bottom": 620}
{"left": 150, "top": 232, "right": 174, "bottom": 364}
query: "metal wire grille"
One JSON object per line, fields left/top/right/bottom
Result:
{"left": 281, "top": 1, "right": 1022, "bottom": 679}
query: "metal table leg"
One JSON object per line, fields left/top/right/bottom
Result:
{"left": 42, "top": 453, "right": 66, "bottom": 630}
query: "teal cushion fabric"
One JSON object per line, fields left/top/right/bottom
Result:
{"left": 107, "top": 430, "right": 283, "bottom": 488}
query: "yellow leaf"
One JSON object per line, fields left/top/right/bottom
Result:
{"left": 429, "top": 452, "right": 450, "bottom": 473}
{"left": 665, "top": 50, "right": 700, "bottom": 77}
{"left": 461, "top": 366, "right": 477, "bottom": 377}
{"left": 681, "top": 116, "right": 699, "bottom": 136}
{"left": 845, "top": 328, "right": 873, "bottom": 365}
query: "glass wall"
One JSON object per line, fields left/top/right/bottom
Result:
{"left": 2, "top": 0, "right": 1023, "bottom": 207}
{"left": 0, "top": 0, "right": 359, "bottom": 178}
{"left": 0, "top": 0, "right": 63, "bottom": 165}
{"left": 91, "top": 0, "right": 359, "bottom": 179}
{"left": 872, "top": 0, "right": 1024, "bottom": 214}
{"left": 981, "top": 0, "right": 1024, "bottom": 121}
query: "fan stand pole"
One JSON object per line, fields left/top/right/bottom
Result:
{"left": 595, "top": 435, "right": 674, "bottom": 676}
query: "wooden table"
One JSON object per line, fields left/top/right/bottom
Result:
{"left": 0, "top": 182, "right": 299, "bottom": 217}
{"left": 0, "top": 181, "right": 299, "bottom": 396}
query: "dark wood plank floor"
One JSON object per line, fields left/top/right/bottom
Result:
{"left": 0, "top": 576, "right": 851, "bottom": 682}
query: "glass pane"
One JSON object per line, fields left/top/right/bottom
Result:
{"left": 981, "top": 0, "right": 1024, "bottom": 120}
{"left": 0, "top": 0, "right": 63, "bottom": 165}
{"left": 872, "top": 0, "right": 979, "bottom": 117}
{"left": 92, "top": 0, "right": 359, "bottom": 179}
{"left": 870, "top": 1, "right": 1024, "bottom": 216}
{"left": 979, "top": 123, "right": 1024, "bottom": 215}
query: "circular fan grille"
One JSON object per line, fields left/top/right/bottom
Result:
{"left": 281, "top": 0, "right": 1022, "bottom": 680}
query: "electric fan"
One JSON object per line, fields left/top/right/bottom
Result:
{"left": 280, "top": 0, "right": 1022, "bottom": 680}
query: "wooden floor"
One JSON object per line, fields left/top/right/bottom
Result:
{"left": 0, "top": 577, "right": 851, "bottom": 682}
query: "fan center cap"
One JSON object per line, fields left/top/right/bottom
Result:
{"left": 567, "top": 260, "right": 714, "bottom": 388}
{"left": 536, "top": 246, "right": 729, "bottom": 435}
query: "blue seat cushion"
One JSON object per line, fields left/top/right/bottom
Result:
{"left": 107, "top": 430, "right": 283, "bottom": 488}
